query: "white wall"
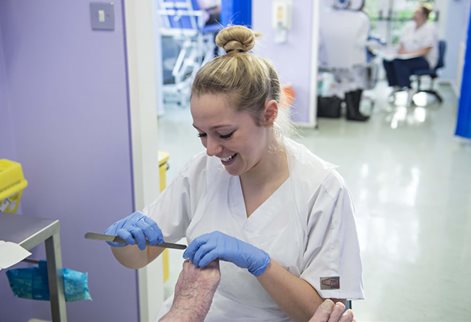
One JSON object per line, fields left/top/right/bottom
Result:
{"left": 252, "top": 0, "right": 319, "bottom": 127}
{"left": 437, "top": 0, "right": 470, "bottom": 93}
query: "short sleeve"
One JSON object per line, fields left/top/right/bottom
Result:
{"left": 300, "top": 172, "right": 364, "bottom": 300}
{"left": 143, "top": 153, "right": 208, "bottom": 243}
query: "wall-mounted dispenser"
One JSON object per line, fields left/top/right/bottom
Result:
{"left": 272, "top": 0, "right": 292, "bottom": 43}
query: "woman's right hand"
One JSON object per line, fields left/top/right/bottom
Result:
{"left": 104, "top": 211, "right": 163, "bottom": 250}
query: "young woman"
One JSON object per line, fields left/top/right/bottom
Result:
{"left": 105, "top": 25, "right": 363, "bottom": 321}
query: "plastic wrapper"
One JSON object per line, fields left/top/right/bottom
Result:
{"left": 6, "top": 260, "right": 92, "bottom": 302}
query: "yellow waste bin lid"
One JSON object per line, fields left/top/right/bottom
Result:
{"left": 0, "top": 159, "right": 28, "bottom": 200}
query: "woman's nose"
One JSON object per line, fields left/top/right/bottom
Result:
{"left": 205, "top": 137, "right": 222, "bottom": 156}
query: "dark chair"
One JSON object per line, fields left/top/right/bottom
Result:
{"left": 411, "top": 40, "right": 446, "bottom": 104}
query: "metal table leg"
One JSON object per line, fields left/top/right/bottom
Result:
{"left": 45, "top": 228, "right": 67, "bottom": 322}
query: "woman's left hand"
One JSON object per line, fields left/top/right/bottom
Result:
{"left": 183, "top": 231, "right": 270, "bottom": 276}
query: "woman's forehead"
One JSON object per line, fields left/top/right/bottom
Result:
{"left": 191, "top": 93, "right": 234, "bottom": 118}
{"left": 191, "top": 92, "right": 234, "bottom": 107}
{"left": 191, "top": 94, "right": 254, "bottom": 129}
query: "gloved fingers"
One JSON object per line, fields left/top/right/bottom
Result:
{"left": 140, "top": 216, "right": 163, "bottom": 245}
{"left": 192, "top": 243, "right": 216, "bottom": 266}
{"left": 104, "top": 222, "right": 119, "bottom": 236}
{"left": 130, "top": 227, "right": 147, "bottom": 250}
{"left": 107, "top": 215, "right": 133, "bottom": 234}
{"left": 141, "top": 215, "right": 157, "bottom": 227}
{"left": 122, "top": 212, "right": 142, "bottom": 229}
{"left": 115, "top": 217, "right": 130, "bottom": 230}
{"left": 183, "top": 234, "right": 211, "bottom": 260}
{"left": 116, "top": 228, "right": 136, "bottom": 245}
{"left": 105, "top": 221, "right": 129, "bottom": 247}
{"left": 327, "top": 302, "right": 346, "bottom": 322}
{"left": 129, "top": 211, "right": 145, "bottom": 221}
{"left": 135, "top": 217, "right": 155, "bottom": 244}
{"left": 197, "top": 250, "right": 220, "bottom": 268}
{"left": 106, "top": 240, "right": 127, "bottom": 247}
{"left": 339, "top": 309, "right": 354, "bottom": 322}
{"left": 205, "top": 260, "right": 220, "bottom": 270}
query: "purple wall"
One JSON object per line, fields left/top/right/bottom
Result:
{"left": 0, "top": 21, "right": 16, "bottom": 157}
{"left": 252, "top": 1, "right": 315, "bottom": 124}
{"left": 0, "top": 1, "right": 139, "bottom": 321}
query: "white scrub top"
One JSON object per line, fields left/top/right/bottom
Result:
{"left": 319, "top": 8, "right": 369, "bottom": 69}
{"left": 400, "top": 21, "right": 438, "bottom": 68}
{"left": 147, "top": 138, "right": 364, "bottom": 321}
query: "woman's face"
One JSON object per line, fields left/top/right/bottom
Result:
{"left": 190, "top": 93, "right": 272, "bottom": 176}
{"left": 413, "top": 7, "right": 426, "bottom": 25}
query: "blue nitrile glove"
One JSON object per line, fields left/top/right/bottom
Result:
{"left": 104, "top": 211, "right": 163, "bottom": 250}
{"left": 183, "top": 231, "right": 270, "bottom": 277}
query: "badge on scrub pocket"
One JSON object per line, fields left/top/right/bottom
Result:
{"left": 320, "top": 276, "right": 340, "bottom": 290}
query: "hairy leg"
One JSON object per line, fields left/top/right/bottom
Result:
{"left": 160, "top": 260, "right": 220, "bottom": 322}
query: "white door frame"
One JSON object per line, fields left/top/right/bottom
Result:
{"left": 124, "top": 1, "right": 164, "bottom": 321}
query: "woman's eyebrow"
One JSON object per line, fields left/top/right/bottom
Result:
{"left": 192, "top": 124, "right": 233, "bottom": 131}
{"left": 210, "top": 124, "right": 233, "bottom": 130}
{"left": 192, "top": 124, "right": 201, "bottom": 130}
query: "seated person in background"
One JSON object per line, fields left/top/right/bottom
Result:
{"left": 160, "top": 260, "right": 355, "bottom": 322}
{"left": 383, "top": 4, "right": 438, "bottom": 90}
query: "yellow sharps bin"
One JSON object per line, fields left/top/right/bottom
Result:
{"left": 0, "top": 159, "right": 28, "bottom": 213}
{"left": 158, "top": 151, "right": 171, "bottom": 283}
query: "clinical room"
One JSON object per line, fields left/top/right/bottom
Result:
{"left": 1, "top": 0, "right": 471, "bottom": 321}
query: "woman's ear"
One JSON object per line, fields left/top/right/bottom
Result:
{"left": 261, "top": 100, "right": 278, "bottom": 126}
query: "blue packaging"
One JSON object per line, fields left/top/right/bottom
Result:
{"left": 6, "top": 260, "right": 92, "bottom": 302}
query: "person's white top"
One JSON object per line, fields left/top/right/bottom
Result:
{"left": 149, "top": 138, "right": 364, "bottom": 321}
{"left": 319, "top": 8, "right": 369, "bottom": 69}
{"left": 399, "top": 21, "right": 438, "bottom": 68}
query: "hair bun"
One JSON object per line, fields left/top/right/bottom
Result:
{"left": 215, "top": 25, "right": 256, "bottom": 54}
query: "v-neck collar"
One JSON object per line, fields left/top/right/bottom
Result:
{"left": 225, "top": 137, "right": 296, "bottom": 228}
{"left": 228, "top": 173, "right": 292, "bottom": 227}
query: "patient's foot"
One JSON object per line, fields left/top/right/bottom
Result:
{"left": 160, "top": 260, "right": 220, "bottom": 322}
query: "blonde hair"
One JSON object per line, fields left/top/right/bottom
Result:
{"left": 191, "top": 25, "right": 283, "bottom": 128}
{"left": 419, "top": 4, "right": 432, "bottom": 19}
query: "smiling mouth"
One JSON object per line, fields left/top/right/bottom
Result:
{"left": 220, "top": 153, "right": 237, "bottom": 163}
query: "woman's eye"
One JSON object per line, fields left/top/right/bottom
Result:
{"left": 219, "top": 131, "right": 235, "bottom": 139}
{"left": 197, "top": 132, "right": 207, "bottom": 138}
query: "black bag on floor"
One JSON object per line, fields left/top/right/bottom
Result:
{"left": 317, "top": 96, "right": 342, "bottom": 118}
